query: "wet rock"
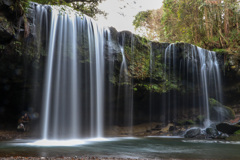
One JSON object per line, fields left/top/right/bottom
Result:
{"left": 1, "top": 0, "right": 15, "bottom": 7}
{"left": 155, "top": 124, "right": 161, "bottom": 129}
{"left": 151, "top": 124, "right": 161, "bottom": 131}
{"left": 209, "top": 98, "right": 235, "bottom": 122}
{"left": 0, "top": 16, "right": 15, "bottom": 43}
{"left": 217, "top": 133, "right": 229, "bottom": 139}
{"left": 216, "top": 123, "right": 240, "bottom": 134}
{"left": 184, "top": 128, "right": 201, "bottom": 138}
{"left": 169, "top": 126, "right": 176, "bottom": 132}
{"left": 206, "top": 128, "right": 219, "bottom": 138}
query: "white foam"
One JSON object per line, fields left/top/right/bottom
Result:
{"left": 182, "top": 139, "right": 240, "bottom": 145}
{"left": 25, "top": 137, "right": 139, "bottom": 147}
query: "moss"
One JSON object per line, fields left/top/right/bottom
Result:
{"left": 119, "top": 33, "right": 181, "bottom": 94}
{"left": 226, "top": 135, "right": 240, "bottom": 141}
{"left": 209, "top": 98, "right": 222, "bottom": 107}
{"left": 196, "top": 115, "right": 205, "bottom": 124}
{"left": 225, "top": 106, "right": 236, "bottom": 119}
{"left": 212, "top": 48, "right": 227, "bottom": 53}
{"left": 176, "top": 119, "right": 195, "bottom": 126}
{"left": 185, "top": 120, "right": 195, "bottom": 125}
{"left": 234, "top": 130, "right": 240, "bottom": 135}
{"left": 209, "top": 98, "right": 235, "bottom": 121}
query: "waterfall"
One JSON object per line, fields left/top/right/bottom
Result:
{"left": 163, "top": 43, "right": 222, "bottom": 127}
{"left": 32, "top": 3, "right": 224, "bottom": 140}
{"left": 117, "top": 32, "right": 134, "bottom": 134}
{"left": 35, "top": 4, "right": 108, "bottom": 139}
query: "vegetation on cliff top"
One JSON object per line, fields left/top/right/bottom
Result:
{"left": 4, "top": 0, "right": 105, "bottom": 18}
{"left": 133, "top": 0, "right": 240, "bottom": 54}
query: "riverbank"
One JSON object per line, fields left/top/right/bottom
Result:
{"left": 0, "top": 157, "right": 211, "bottom": 160}
{"left": 0, "top": 130, "right": 32, "bottom": 141}
{"left": 0, "top": 123, "right": 183, "bottom": 141}
{"left": 0, "top": 157, "right": 209, "bottom": 160}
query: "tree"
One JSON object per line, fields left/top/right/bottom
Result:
{"left": 30, "top": 0, "right": 105, "bottom": 18}
{"left": 133, "top": 9, "right": 163, "bottom": 41}
{"left": 133, "top": 0, "right": 240, "bottom": 53}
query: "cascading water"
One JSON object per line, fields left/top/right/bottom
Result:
{"left": 117, "top": 32, "right": 134, "bottom": 134}
{"left": 34, "top": 4, "right": 108, "bottom": 139}
{"left": 32, "top": 3, "right": 224, "bottom": 140}
{"left": 162, "top": 43, "right": 222, "bottom": 127}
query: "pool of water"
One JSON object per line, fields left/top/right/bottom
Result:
{"left": 1, "top": 137, "right": 240, "bottom": 159}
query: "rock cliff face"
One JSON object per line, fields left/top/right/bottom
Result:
{"left": 0, "top": 2, "right": 43, "bottom": 129}
{"left": 0, "top": 2, "right": 240, "bottom": 131}
{"left": 0, "top": 1, "right": 15, "bottom": 43}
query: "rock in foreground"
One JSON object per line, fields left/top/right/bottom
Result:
{"left": 216, "top": 123, "right": 240, "bottom": 134}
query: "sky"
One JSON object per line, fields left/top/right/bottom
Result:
{"left": 96, "top": 0, "right": 163, "bottom": 34}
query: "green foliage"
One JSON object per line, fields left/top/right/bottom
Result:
{"left": 13, "top": 41, "right": 23, "bottom": 55}
{"left": 133, "top": 11, "right": 152, "bottom": 29}
{"left": 119, "top": 34, "right": 182, "bottom": 93}
{"left": 31, "top": 0, "right": 66, "bottom": 5}
{"left": 133, "top": 0, "right": 240, "bottom": 53}
{"left": 234, "top": 130, "right": 240, "bottom": 135}
{"left": 71, "top": 0, "right": 106, "bottom": 18}
{"left": 31, "top": 0, "right": 105, "bottom": 18}
{"left": 123, "top": 36, "right": 151, "bottom": 80}
{"left": 10, "top": 0, "right": 30, "bottom": 16}
{"left": 212, "top": 48, "right": 227, "bottom": 53}
{"left": 6, "top": 0, "right": 105, "bottom": 18}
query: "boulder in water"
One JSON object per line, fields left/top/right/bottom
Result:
{"left": 217, "top": 133, "right": 229, "bottom": 139}
{"left": 184, "top": 128, "right": 201, "bottom": 138}
{"left": 216, "top": 123, "right": 240, "bottom": 134}
{"left": 206, "top": 127, "right": 219, "bottom": 138}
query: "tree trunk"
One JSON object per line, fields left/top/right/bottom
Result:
{"left": 224, "top": 0, "right": 229, "bottom": 36}
{"left": 194, "top": 3, "right": 199, "bottom": 43}
{"left": 236, "top": 12, "right": 239, "bottom": 34}
{"left": 205, "top": 1, "right": 209, "bottom": 39}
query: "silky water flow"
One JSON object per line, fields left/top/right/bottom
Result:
{"left": 33, "top": 4, "right": 223, "bottom": 140}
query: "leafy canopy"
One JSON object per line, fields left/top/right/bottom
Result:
{"left": 12, "top": 0, "right": 105, "bottom": 18}
{"left": 133, "top": 0, "right": 240, "bottom": 53}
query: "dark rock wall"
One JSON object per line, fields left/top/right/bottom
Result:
{"left": 0, "top": 2, "right": 44, "bottom": 129}
{"left": 0, "top": 2, "right": 240, "bottom": 130}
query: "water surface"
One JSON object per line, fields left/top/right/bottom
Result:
{"left": 1, "top": 137, "right": 240, "bottom": 159}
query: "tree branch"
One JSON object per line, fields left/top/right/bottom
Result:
{"left": 65, "top": 0, "right": 100, "bottom": 3}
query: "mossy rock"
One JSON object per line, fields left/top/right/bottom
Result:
{"left": 226, "top": 135, "right": 240, "bottom": 141}
{"left": 209, "top": 98, "right": 222, "bottom": 106}
{"left": 206, "top": 128, "right": 219, "bottom": 137}
{"left": 184, "top": 128, "right": 201, "bottom": 138}
{"left": 209, "top": 98, "right": 235, "bottom": 122}
{"left": 0, "top": 16, "right": 15, "bottom": 43}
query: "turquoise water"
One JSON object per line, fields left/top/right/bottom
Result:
{"left": 0, "top": 137, "right": 240, "bottom": 159}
